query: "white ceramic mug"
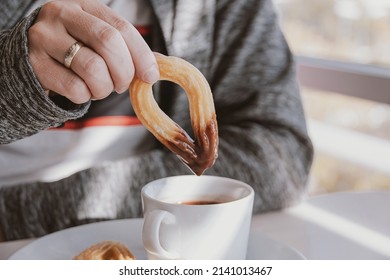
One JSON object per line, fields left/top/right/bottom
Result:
{"left": 141, "top": 175, "right": 254, "bottom": 260}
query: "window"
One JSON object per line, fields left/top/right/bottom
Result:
{"left": 275, "top": 0, "right": 390, "bottom": 66}
{"left": 274, "top": 0, "right": 390, "bottom": 195}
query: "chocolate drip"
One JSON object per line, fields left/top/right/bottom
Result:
{"left": 165, "top": 114, "right": 218, "bottom": 176}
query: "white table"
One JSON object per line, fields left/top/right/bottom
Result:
{"left": 251, "top": 191, "right": 390, "bottom": 259}
{"left": 1, "top": 191, "right": 389, "bottom": 260}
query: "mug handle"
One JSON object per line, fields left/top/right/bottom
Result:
{"left": 143, "top": 210, "right": 179, "bottom": 259}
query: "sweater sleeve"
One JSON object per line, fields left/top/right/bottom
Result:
{"left": 0, "top": 8, "right": 89, "bottom": 144}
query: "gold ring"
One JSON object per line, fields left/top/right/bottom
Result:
{"left": 64, "top": 42, "right": 83, "bottom": 69}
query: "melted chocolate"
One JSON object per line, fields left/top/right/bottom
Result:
{"left": 165, "top": 114, "right": 218, "bottom": 176}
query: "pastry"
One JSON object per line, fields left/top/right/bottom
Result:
{"left": 130, "top": 53, "right": 218, "bottom": 175}
{"left": 73, "top": 241, "right": 135, "bottom": 260}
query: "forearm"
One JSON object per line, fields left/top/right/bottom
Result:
{"left": 210, "top": 123, "right": 313, "bottom": 212}
{"left": 0, "top": 9, "right": 89, "bottom": 144}
{"left": 0, "top": 149, "right": 188, "bottom": 241}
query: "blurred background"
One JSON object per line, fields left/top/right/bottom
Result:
{"left": 274, "top": 0, "right": 390, "bottom": 195}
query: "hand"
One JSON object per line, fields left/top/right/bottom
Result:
{"left": 28, "top": 0, "right": 159, "bottom": 104}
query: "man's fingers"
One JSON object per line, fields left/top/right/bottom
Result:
{"left": 76, "top": 0, "right": 159, "bottom": 84}
{"left": 61, "top": 7, "right": 134, "bottom": 92}
{"left": 68, "top": 46, "right": 114, "bottom": 100}
{"left": 29, "top": 0, "right": 158, "bottom": 106}
{"left": 29, "top": 54, "right": 92, "bottom": 104}
{"left": 29, "top": 21, "right": 114, "bottom": 101}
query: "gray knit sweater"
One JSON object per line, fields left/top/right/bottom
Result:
{"left": 0, "top": 0, "right": 313, "bottom": 241}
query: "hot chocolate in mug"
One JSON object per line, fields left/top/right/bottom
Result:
{"left": 141, "top": 175, "right": 254, "bottom": 260}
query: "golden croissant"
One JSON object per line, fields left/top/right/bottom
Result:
{"left": 73, "top": 241, "right": 135, "bottom": 260}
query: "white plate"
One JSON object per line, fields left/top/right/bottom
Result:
{"left": 9, "top": 219, "right": 305, "bottom": 260}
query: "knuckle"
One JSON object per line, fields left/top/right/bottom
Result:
{"left": 113, "top": 18, "right": 132, "bottom": 34}
{"left": 40, "top": 1, "right": 66, "bottom": 18}
{"left": 97, "top": 26, "right": 121, "bottom": 44}
{"left": 89, "top": 76, "right": 114, "bottom": 99}
{"left": 28, "top": 23, "right": 46, "bottom": 43}
{"left": 82, "top": 56, "right": 114, "bottom": 98}
{"left": 65, "top": 75, "right": 82, "bottom": 92}
{"left": 64, "top": 76, "right": 89, "bottom": 103}
{"left": 83, "top": 55, "right": 106, "bottom": 77}
{"left": 28, "top": 23, "right": 43, "bottom": 43}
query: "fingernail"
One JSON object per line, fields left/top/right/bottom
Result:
{"left": 142, "top": 64, "right": 159, "bottom": 84}
{"left": 115, "top": 88, "right": 127, "bottom": 94}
